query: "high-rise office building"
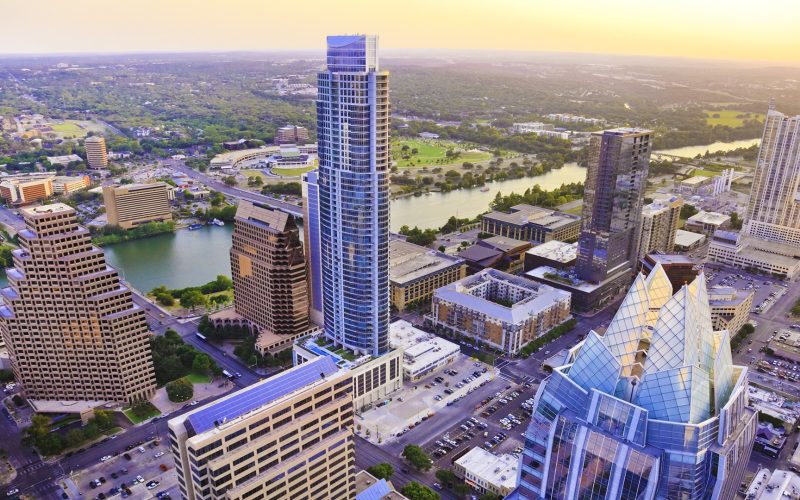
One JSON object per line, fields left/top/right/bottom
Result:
{"left": 230, "top": 200, "right": 311, "bottom": 351}
{"left": 103, "top": 182, "right": 172, "bottom": 229}
{"left": 275, "top": 125, "right": 310, "bottom": 145}
{"left": 517, "top": 264, "right": 756, "bottom": 499}
{"left": 745, "top": 105, "right": 800, "bottom": 245}
{"left": 168, "top": 356, "right": 355, "bottom": 500}
{"left": 302, "top": 171, "right": 324, "bottom": 326}
{"left": 635, "top": 196, "right": 683, "bottom": 260}
{"left": 317, "top": 35, "right": 390, "bottom": 356}
{"left": 84, "top": 135, "right": 109, "bottom": 169}
{"left": 0, "top": 204, "right": 156, "bottom": 403}
{"left": 576, "top": 128, "right": 652, "bottom": 283}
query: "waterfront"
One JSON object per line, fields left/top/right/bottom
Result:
{"left": 655, "top": 137, "right": 760, "bottom": 158}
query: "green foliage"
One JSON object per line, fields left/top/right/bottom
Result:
{"left": 402, "top": 444, "right": 433, "bottom": 471}
{"left": 0, "top": 245, "right": 14, "bottom": 269}
{"left": 192, "top": 353, "right": 213, "bottom": 374}
{"left": 150, "top": 329, "right": 220, "bottom": 385}
{"left": 490, "top": 183, "right": 584, "bottom": 212}
{"left": 519, "top": 318, "right": 577, "bottom": 358}
{"left": 166, "top": 378, "right": 194, "bottom": 402}
{"left": 730, "top": 323, "right": 755, "bottom": 350}
{"left": 680, "top": 204, "right": 699, "bottom": 219}
{"left": 399, "top": 225, "right": 438, "bottom": 247}
{"left": 93, "top": 221, "right": 176, "bottom": 246}
{"left": 367, "top": 462, "right": 394, "bottom": 480}
{"left": 479, "top": 493, "right": 504, "bottom": 500}
{"left": 759, "top": 412, "right": 787, "bottom": 430}
{"left": 730, "top": 212, "right": 743, "bottom": 229}
{"left": 180, "top": 289, "right": 208, "bottom": 310}
{"left": 262, "top": 182, "right": 302, "bottom": 196}
{"left": 197, "top": 203, "right": 238, "bottom": 223}
{"left": 223, "top": 176, "right": 237, "bottom": 186}
{"left": 26, "top": 409, "right": 116, "bottom": 456}
{"left": 400, "top": 481, "right": 440, "bottom": 500}
{"left": 435, "top": 469, "right": 458, "bottom": 487}
{"left": 0, "top": 369, "right": 14, "bottom": 383}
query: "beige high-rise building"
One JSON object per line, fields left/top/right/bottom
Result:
{"left": 636, "top": 196, "right": 683, "bottom": 260}
{"left": 230, "top": 200, "right": 312, "bottom": 353}
{"left": 275, "top": 125, "right": 310, "bottom": 145}
{"left": 84, "top": 135, "right": 109, "bottom": 169}
{"left": 168, "top": 356, "right": 355, "bottom": 500}
{"left": 0, "top": 204, "right": 156, "bottom": 404}
{"left": 103, "top": 183, "right": 172, "bottom": 229}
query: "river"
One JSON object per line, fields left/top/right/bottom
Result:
{"left": 655, "top": 138, "right": 760, "bottom": 159}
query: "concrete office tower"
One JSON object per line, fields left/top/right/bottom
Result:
{"left": 635, "top": 196, "right": 683, "bottom": 260}
{"left": 0, "top": 204, "right": 156, "bottom": 404}
{"left": 84, "top": 135, "right": 108, "bottom": 169}
{"left": 517, "top": 264, "right": 756, "bottom": 499}
{"left": 302, "top": 171, "right": 324, "bottom": 326}
{"left": 317, "top": 35, "right": 390, "bottom": 356}
{"left": 169, "top": 356, "right": 355, "bottom": 500}
{"left": 275, "top": 125, "right": 310, "bottom": 145}
{"left": 103, "top": 183, "right": 172, "bottom": 229}
{"left": 744, "top": 105, "right": 800, "bottom": 245}
{"left": 576, "top": 128, "right": 652, "bottom": 283}
{"left": 230, "top": 200, "right": 311, "bottom": 347}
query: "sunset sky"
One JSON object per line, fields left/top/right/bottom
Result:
{"left": 3, "top": 0, "right": 799, "bottom": 62}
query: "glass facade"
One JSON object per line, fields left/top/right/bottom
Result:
{"left": 317, "top": 35, "right": 390, "bottom": 356}
{"left": 516, "top": 263, "right": 758, "bottom": 499}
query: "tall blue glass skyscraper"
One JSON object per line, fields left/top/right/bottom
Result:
{"left": 317, "top": 35, "right": 390, "bottom": 356}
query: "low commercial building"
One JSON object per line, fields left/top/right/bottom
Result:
{"left": 389, "top": 238, "right": 466, "bottom": 311}
{"left": 707, "top": 231, "right": 800, "bottom": 280}
{"left": 708, "top": 286, "right": 754, "bottom": 336}
{"left": 210, "top": 144, "right": 317, "bottom": 170}
{"left": 524, "top": 240, "right": 578, "bottom": 271}
{"left": 686, "top": 211, "right": 731, "bottom": 235}
{"left": 510, "top": 122, "right": 570, "bottom": 140}
{"left": 453, "top": 447, "right": 519, "bottom": 497}
{"left": 743, "top": 468, "right": 800, "bottom": 500}
{"left": 103, "top": 182, "right": 172, "bottom": 229}
{"left": 459, "top": 236, "right": 531, "bottom": 275}
{"left": 293, "top": 336, "right": 403, "bottom": 412}
{"left": 168, "top": 357, "right": 355, "bottom": 500}
{"left": 46, "top": 154, "right": 82, "bottom": 166}
{"left": 427, "top": 269, "right": 571, "bottom": 355}
{"left": 679, "top": 175, "right": 714, "bottom": 195}
{"left": 638, "top": 254, "right": 699, "bottom": 293}
{"left": 674, "top": 229, "right": 706, "bottom": 251}
{"left": 275, "top": 125, "right": 310, "bottom": 145}
{"left": 355, "top": 470, "right": 408, "bottom": 500}
{"left": 525, "top": 264, "right": 633, "bottom": 313}
{"left": 0, "top": 175, "right": 53, "bottom": 205}
{"left": 767, "top": 329, "right": 800, "bottom": 363}
{"left": 389, "top": 320, "right": 459, "bottom": 381}
{"left": 481, "top": 204, "right": 581, "bottom": 244}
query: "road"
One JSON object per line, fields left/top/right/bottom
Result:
{"left": 166, "top": 160, "right": 303, "bottom": 217}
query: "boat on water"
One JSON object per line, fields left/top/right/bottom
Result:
{"left": 188, "top": 223, "right": 204, "bottom": 231}
{"left": 480, "top": 186, "right": 490, "bottom": 192}
{"left": 208, "top": 218, "right": 225, "bottom": 227}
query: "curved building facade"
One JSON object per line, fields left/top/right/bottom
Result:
{"left": 317, "top": 35, "right": 390, "bottom": 356}
{"left": 517, "top": 264, "right": 757, "bottom": 499}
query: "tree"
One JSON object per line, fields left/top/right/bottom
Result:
{"left": 730, "top": 211, "right": 743, "bottom": 229}
{"left": 192, "top": 353, "right": 213, "bottom": 374}
{"left": 37, "top": 433, "right": 64, "bottom": 456}
{"left": 64, "top": 428, "right": 85, "bottom": 448}
{"left": 166, "top": 378, "right": 194, "bottom": 403}
{"left": 92, "top": 410, "right": 114, "bottom": 430}
{"left": 28, "top": 414, "right": 51, "bottom": 440}
{"left": 680, "top": 204, "right": 699, "bottom": 219}
{"left": 402, "top": 445, "right": 433, "bottom": 471}
{"left": 435, "top": 469, "right": 458, "bottom": 487}
{"left": 367, "top": 463, "right": 394, "bottom": 480}
{"left": 479, "top": 493, "right": 503, "bottom": 500}
{"left": 180, "top": 289, "right": 208, "bottom": 310}
{"left": 400, "top": 481, "right": 439, "bottom": 500}
{"left": 223, "top": 176, "right": 237, "bottom": 186}
{"left": 131, "top": 401, "right": 155, "bottom": 419}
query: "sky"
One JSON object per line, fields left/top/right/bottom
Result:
{"left": 2, "top": 0, "right": 799, "bottom": 63}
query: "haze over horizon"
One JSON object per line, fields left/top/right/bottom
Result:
{"left": 3, "top": 0, "right": 799, "bottom": 63}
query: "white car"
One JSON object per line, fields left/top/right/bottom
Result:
{"left": 6, "top": 489, "right": 19, "bottom": 497}
{"left": 154, "top": 451, "right": 165, "bottom": 458}
{"left": 189, "top": 400, "right": 199, "bottom": 406}
{"left": 100, "top": 455, "right": 112, "bottom": 462}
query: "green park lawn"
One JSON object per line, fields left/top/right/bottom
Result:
{"left": 123, "top": 403, "right": 161, "bottom": 424}
{"left": 184, "top": 372, "right": 212, "bottom": 384}
{"left": 704, "top": 110, "right": 764, "bottom": 128}
{"left": 391, "top": 139, "right": 492, "bottom": 169}
{"left": 271, "top": 165, "right": 316, "bottom": 177}
{"left": 50, "top": 120, "right": 88, "bottom": 138}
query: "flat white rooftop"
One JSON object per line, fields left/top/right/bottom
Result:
{"left": 456, "top": 447, "right": 519, "bottom": 492}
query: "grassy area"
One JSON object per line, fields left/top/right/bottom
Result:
{"left": 704, "top": 110, "right": 764, "bottom": 128}
{"left": 271, "top": 165, "right": 315, "bottom": 177}
{"left": 184, "top": 372, "right": 212, "bottom": 384}
{"left": 692, "top": 169, "right": 721, "bottom": 177}
{"left": 50, "top": 120, "right": 88, "bottom": 137}
{"left": 123, "top": 403, "right": 161, "bottom": 424}
{"left": 564, "top": 204, "right": 583, "bottom": 215}
{"left": 391, "top": 139, "right": 492, "bottom": 169}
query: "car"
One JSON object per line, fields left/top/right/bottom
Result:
{"left": 101, "top": 455, "right": 112, "bottom": 462}
{"left": 98, "top": 477, "right": 106, "bottom": 484}
{"left": 401, "top": 468, "right": 409, "bottom": 473}
{"left": 61, "top": 493, "right": 69, "bottom": 499}
{"left": 154, "top": 451, "right": 165, "bottom": 458}
{"left": 146, "top": 481, "right": 160, "bottom": 490}
{"left": 6, "top": 489, "right": 19, "bottom": 497}
{"left": 235, "top": 372, "right": 242, "bottom": 378}
{"left": 110, "top": 472, "right": 118, "bottom": 480}
{"left": 97, "top": 494, "right": 106, "bottom": 500}
{"left": 189, "top": 400, "right": 199, "bottom": 406}
{"left": 90, "top": 482, "right": 98, "bottom": 490}
{"left": 137, "top": 446, "right": 146, "bottom": 453}
{"left": 159, "top": 464, "right": 168, "bottom": 472}
{"left": 433, "top": 483, "right": 442, "bottom": 490}
{"left": 123, "top": 453, "right": 132, "bottom": 460}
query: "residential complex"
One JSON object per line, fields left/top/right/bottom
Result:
{"left": 685, "top": 210, "right": 730, "bottom": 235}
{"left": 389, "top": 320, "right": 459, "bottom": 381}
{"left": 103, "top": 182, "right": 172, "bottom": 229}
{"left": 317, "top": 34, "right": 391, "bottom": 357}
{"left": 168, "top": 356, "right": 355, "bottom": 500}
{"left": 0, "top": 204, "right": 156, "bottom": 404}
{"left": 480, "top": 204, "right": 581, "bottom": 244}
{"left": 84, "top": 135, "right": 108, "bottom": 169}
{"left": 517, "top": 264, "right": 757, "bottom": 499}
{"left": 427, "top": 269, "right": 571, "bottom": 355}
{"left": 708, "top": 286, "right": 754, "bottom": 337}
{"left": 274, "top": 125, "right": 310, "bottom": 145}
{"left": 228, "top": 200, "right": 312, "bottom": 353}
{"left": 636, "top": 196, "right": 682, "bottom": 260}
{"left": 576, "top": 128, "right": 652, "bottom": 283}
{"left": 454, "top": 447, "right": 519, "bottom": 497}
{"left": 510, "top": 122, "right": 569, "bottom": 140}
{"left": 389, "top": 238, "right": 466, "bottom": 311}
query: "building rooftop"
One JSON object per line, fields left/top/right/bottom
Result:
{"left": 455, "top": 447, "right": 519, "bottom": 492}
{"left": 708, "top": 286, "right": 752, "bottom": 307}
{"left": 482, "top": 204, "right": 580, "bottom": 230}
{"left": 674, "top": 229, "right": 706, "bottom": 247}
{"left": 185, "top": 356, "right": 339, "bottom": 436}
{"left": 479, "top": 235, "right": 530, "bottom": 253}
{"left": 389, "top": 239, "right": 463, "bottom": 285}
{"left": 688, "top": 211, "right": 730, "bottom": 225}
{"left": 84, "top": 135, "right": 104, "bottom": 143}
{"left": 644, "top": 254, "right": 695, "bottom": 266}
{"left": 389, "top": 320, "right": 459, "bottom": 369}
{"left": 458, "top": 245, "right": 503, "bottom": 265}
{"left": 355, "top": 471, "right": 408, "bottom": 500}
{"left": 526, "top": 240, "right": 578, "bottom": 263}
{"left": 21, "top": 203, "right": 75, "bottom": 218}
{"left": 745, "top": 469, "right": 800, "bottom": 500}
{"left": 681, "top": 175, "right": 713, "bottom": 186}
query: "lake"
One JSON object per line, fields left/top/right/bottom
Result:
{"left": 655, "top": 138, "right": 760, "bottom": 159}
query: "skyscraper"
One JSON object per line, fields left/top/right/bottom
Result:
{"left": 576, "top": 128, "right": 652, "bottom": 283}
{"left": 517, "top": 264, "right": 756, "bottom": 499}
{"left": 302, "top": 171, "right": 324, "bottom": 326}
{"left": 317, "top": 35, "right": 390, "bottom": 356}
{"left": 229, "top": 200, "right": 311, "bottom": 352}
{"left": 0, "top": 204, "right": 156, "bottom": 403}
{"left": 84, "top": 135, "right": 108, "bottom": 169}
{"left": 744, "top": 104, "right": 800, "bottom": 245}
{"left": 635, "top": 196, "right": 683, "bottom": 260}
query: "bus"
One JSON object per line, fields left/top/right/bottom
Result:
{"left": 222, "top": 370, "right": 234, "bottom": 380}
{"left": 196, "top": 332, "right": 207, "bottom": 342}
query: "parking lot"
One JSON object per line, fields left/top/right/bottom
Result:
{"left": 67, "top": 436, "right": 178, "bottom": 500}
{"left": 704, "top": 266, "right": 787, "bottom": 314}
{"left": 357, "top": 355, "right": 498, "bottom": 444}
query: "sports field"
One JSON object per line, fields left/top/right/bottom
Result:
{"left": 704, "top": 110, "right": 763, "bottom": 127}
{"left": 391, "top": 139, "right": 492, "bottom": 168}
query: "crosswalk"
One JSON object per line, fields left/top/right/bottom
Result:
{"left": 20, "top": 460, "right": 48, "bottom": 473}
